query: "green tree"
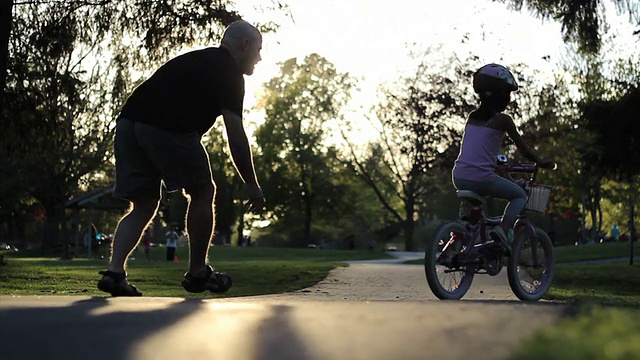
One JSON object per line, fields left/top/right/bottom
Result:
{"left": 343, "top": 55, "right": 473, "bottom": 251}
{"left": 328, "top": 161, "right": 390, "bottom": 249}
{"left": 0, "top": 0, "right": 12, "bottom": 116}
{"left": 498, "top": 0, "right": 640, "bottom": 245}
{"left": 255, "top": 54, "right": 355, "bottom": 246}
{"left": 581, "top": 53, "right": 640, "bottom": 178}
{"left": 494, "top": 0, "right": 639, "bottom": 54}
{"left": 2, "top": 2, "right": 115, "bottom": 250}
{"left": 505, "top": 66, "right": 583, "bottom": 212}
{"left": 579, "top": 54, "right": 640, "bottom": 244}
{"left": 0, "top": 1, "right": 287, "bottom": 251}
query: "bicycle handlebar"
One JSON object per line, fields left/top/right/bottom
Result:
{"left": 496, "top": 156, "right": 557, "bottom": 184}
{"left": 502, "top": 163, "right": 538, "bottom": 173}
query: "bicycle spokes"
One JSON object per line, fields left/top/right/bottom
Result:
{"left": 425, "top": 222, "right": 475, "bottom": 300}
{"left": 507, "top": 227, "right": 555, "bottom": 301}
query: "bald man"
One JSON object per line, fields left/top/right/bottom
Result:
{"left": 98, "top": 20, "right": 265, "bottom": 296}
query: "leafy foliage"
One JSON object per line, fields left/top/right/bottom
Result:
{"left": 567, "top": 52, "right": 640, "bottom": 234}
{"left": 497, "top": 0, "right": 640, "bottom": 239}
{"left": 494, "top": 0, "right": 640, "bottom": 54}
{"left": 582, "top": 87, "right": 640, "bottom": 178}
{"left": 254, "top": 54, "right": 356, "bottom": 246}
{"left": 510, "top": 67, "right": 584, "bottom": 215}
{"left": 0, "top": 1, "right": 288, "bottom": 248}
{"left": 342, "top": 53, "right": 473, "bottom": 251}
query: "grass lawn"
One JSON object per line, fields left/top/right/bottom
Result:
{"left": 553, "top": 241, "right": 637, "bottom": 263}
{"left": 512, "top": 305, "right": 640, "bottom": 360}
{"left": 511, "top": 249, "right": 640, "bottom": 360}
{"left": 548, "top": 263, "right": 640, "bottom": 308}
{"left": 0, "top": 246, "right": 393, "bottom": 298}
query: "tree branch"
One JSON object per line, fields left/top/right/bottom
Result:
{"left": 339, "top": 128, "right": 404, "bottom": 224}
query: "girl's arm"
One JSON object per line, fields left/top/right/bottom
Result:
{"left": 494, "top": 114, "right": 552, "bottom": 166}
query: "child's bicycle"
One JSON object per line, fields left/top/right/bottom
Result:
{"left": 424, "top": 155, "right": 555, "bottom": 301}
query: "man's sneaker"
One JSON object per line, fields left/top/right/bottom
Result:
{"left": 182, "top": 265, "right": 232, "bottom": 294}
{"left": 489, "top": 227, "right": 511, "bottom": 254}
{"left": 97, "top": 270, "right": 142, "bottom": 297}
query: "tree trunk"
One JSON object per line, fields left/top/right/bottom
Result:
{"left": 14, "top": 211, "right": 25, "bottom": 244}
{"left": 630, "top": 199, "right": 635, "bottom": 265}
{"left": 304, "top": 197, "right": 312, "bottom": 243}
{"left": 580, "top": 190, "right": 587, "bottom": 244}
{"left": 60, "top": 205, "right": 71, "bottom": 259}
{"left": 403, "top": 220, "right": 414, "bottom": 251}
{"left": 72, "top": 209, "right": 80, "bottom": 257}
{"left": 403, "top": 193, "right": 416, "bottom": 251}
{"left": 0, "top": 0, "right": 13, "bottom": 120}
{"left": 588, "top": 186, "right": 598, "bottom": 242}
{"left": 236, "top": 209, "right": 244, "bottom": 245}
{"left": 42, "top": 204, "right": 62, "bottom": 252}
{"left": 595, "top": 184, "right": 602, "bottom": 235}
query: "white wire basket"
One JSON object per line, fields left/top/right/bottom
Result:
{"left": 525, "top": 184, "right": 552, "bottom": 214}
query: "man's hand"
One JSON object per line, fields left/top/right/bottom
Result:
{"left": 246, "top": 184, "right": 265, "bottom": 214}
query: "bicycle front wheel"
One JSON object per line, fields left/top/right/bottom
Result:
{"left": 425, "top": 222, "right": 474, "bottom": 300}
{"left": 507, "top": 226, "right": 555, "bottom": 301}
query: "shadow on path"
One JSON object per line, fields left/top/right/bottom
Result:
{"left": 254, "top": 305, "right": 316, "bottom": 360}
{"left": 0, "top": 296, "right": 204, "bottom": 360}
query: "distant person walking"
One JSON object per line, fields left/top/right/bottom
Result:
{"left": 98, "top": 20, "right": 266, "bottom": 297}
{"left": 165, "top": 226, "right": 179, "bottom": 261}
{"left": 610, "top": 224, "right": 620, "bottom": 242}
{"left": 141, "top": 227, "right": 152, "bottom": 263}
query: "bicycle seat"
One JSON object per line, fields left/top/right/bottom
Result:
{"left": 456, "top": 190, "right": 484, "bottom": 206}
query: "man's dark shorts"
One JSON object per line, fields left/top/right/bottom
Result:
{"left": 113, "top": 118, "right": 213, "bottom": 201}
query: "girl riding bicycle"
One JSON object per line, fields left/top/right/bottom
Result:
{"left": 452, "top": 63, "right": 554, "bottom": 249}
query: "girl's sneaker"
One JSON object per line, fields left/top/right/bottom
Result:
{"left": 489, "top": 227, "right": 511, "bottom": 254}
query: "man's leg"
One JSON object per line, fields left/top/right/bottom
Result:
{"left": 181, "top": 182, "right": 232, "bottom": 294}
{"left": 108, "top": 198, "right": 160, "bottom": 273}
{"left": 184, "top": 183, "right": 215, "bottom": 276}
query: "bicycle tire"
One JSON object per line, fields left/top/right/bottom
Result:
{"left": 425, "top": 222, "right": 475, "bottom": 300}
{"left": 507, "top": 226, "right": 555, "bottom": 301}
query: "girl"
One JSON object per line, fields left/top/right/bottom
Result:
{"left": 452, "top": 64, "right": 554, "bottom": 249}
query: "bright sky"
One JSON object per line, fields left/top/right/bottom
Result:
{"left": 234, "top": 0, "right": 638, "bottom": 136}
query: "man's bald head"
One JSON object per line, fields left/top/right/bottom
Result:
{"left": 220, "top": 20, "right": 262, "bottom": 75}
{"left": 221, "top": 20, "right": 261, "bottom": 46}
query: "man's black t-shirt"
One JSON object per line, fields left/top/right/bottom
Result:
{"left": 119, "top": 47, "right": 244, "bottom": 135}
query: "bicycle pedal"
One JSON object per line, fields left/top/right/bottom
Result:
{"left": 474, "top": 240, "right": 493, "bottom": 247}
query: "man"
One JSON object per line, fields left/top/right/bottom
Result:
{"left": 97, "top": 20, "right": 265, "bottom": 297}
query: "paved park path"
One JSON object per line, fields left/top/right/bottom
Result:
{"left": 0, "top": 252, "right": 569, "bottom": 360}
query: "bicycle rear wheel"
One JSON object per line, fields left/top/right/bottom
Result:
{"left": 425, "top": 222, "right": 474, "bottom": 300}
{"left": 507, "top": 226, "right": 555, "bottom": 301}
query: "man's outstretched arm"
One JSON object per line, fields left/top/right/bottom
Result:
{"left": 222, "top": 109, "right": 265, "bottom": 212}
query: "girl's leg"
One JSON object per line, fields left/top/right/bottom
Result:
{"left": 454, "top": 176, "right": 527, "bottom": 231}
{"left": 482, "top": 176, "right": 527, "bottom": 230}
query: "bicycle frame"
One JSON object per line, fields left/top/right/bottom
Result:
{"left": 502, "top": 162, "right": 543, "bottom": 268}
{"left": 427, "top": 158, "right": 555, "bottom": 300}
{"left": 451, "top": 161, "right": 543, "bottom": 269}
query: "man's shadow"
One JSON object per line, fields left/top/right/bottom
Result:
{"left": 0, "top": 296, "right": 204, "bottom": 360}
